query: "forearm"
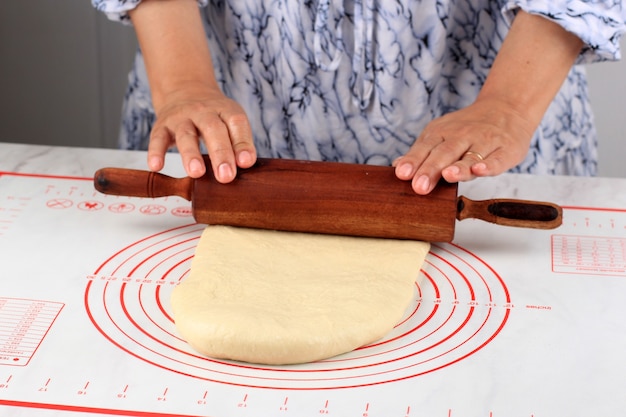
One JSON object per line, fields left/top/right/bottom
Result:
{"left": 477, "top": 10, "right": 583, "bottom": 130}
{"left": 129, "top": 0, "right": 217, "bottom": 113}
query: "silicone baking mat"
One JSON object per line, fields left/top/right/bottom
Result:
{"left": 1, "top": 170, "right": 625, "bottom": 416}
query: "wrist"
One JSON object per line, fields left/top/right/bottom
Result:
{"left": 151, "top": 77, "right": 221, "bottom": 112}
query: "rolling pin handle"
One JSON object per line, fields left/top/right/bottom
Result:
{"left": 456, "top": 195, "right": 563, "bottom": 230}
{"left": 94, "top": 168, "right": 194, "bottom": 201}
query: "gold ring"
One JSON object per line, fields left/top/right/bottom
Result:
{"left": 463, "top": 151, "right": 484, "bottom": 161}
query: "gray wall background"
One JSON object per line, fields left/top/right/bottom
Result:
{"left": 1, "top": 1, "right": 624, "bottom": 177}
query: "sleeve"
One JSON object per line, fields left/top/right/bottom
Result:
{"left": 92, "top": 0, "right": 209, "bottom": 25}
{"left": 501, "top": 0, "right": 626, "bottom": 63}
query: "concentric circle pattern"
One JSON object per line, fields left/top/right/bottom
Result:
{"left": 85, "top": 224, "right": 511, "bottom": 389}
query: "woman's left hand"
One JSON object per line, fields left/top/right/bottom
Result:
{"left": 393, "top": 97, "right": 534, "bottom": 195}
{"left": 393, "top": 10, "right": 583, "bottom": 195}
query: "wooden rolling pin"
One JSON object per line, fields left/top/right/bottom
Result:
{"left": 93, "top": 157, "right": 562, "bottom": 242}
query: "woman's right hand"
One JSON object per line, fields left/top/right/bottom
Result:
{"left": 147, "top": 82, "right": 257, "bottom": 182}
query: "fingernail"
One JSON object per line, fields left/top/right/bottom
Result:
{"left": 218, "top": 163, "right": 234, "bottom": 182}
{"left": 237, "top": 150, "right": 253, "bottom": 166}
{"left": 148, "top": 156, "right": 161, "bottom": 171}
{"left": 413, "top": 175, "right": 430, "bottom": 193}
{"left": 473, "top": 162, "right": 487, "bottom": 172}
{"left": 396, "top": 163, "right": 414, "bottom": 179}
{"left": 188, "top": 158, "right": 205, "bottom": 177}
{"left": 445, "top": 165, "right": 460, "bottom": 176}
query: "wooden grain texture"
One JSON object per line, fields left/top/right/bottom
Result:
{"left": 93, "top": 157, "right": 563, "bottom": 242}
{"left": 456, "top": 196, "right": 562, "bottom": 229}
{"left": 194, "top": 157, "right": 458, "bottom": 241}
{"left": 94, "top": 168, "right": 193, "bottom": 200}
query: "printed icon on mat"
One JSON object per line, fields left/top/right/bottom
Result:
{"left": 140, "top": 204, "right": 167, "bottom": 215}
{"left": 46, "top": 198, "right": 73, "bottom": 209}
{"left": 171, "top": 206, "right": 193, "bottom": 217}
{"left": 78, "top": 201, "right": 104, "bottom": 211}
{"left": 108, "top": 202, "right": 135, "bottom": 214}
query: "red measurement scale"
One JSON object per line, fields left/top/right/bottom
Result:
{"left": 0, "top": 298, "right": 64, "bottom": 366}
{"left": 552, "top": 235, "right": 626, "bottom": 276}
{"left": 0, "top": 195, "right": 30, "bottom": 238}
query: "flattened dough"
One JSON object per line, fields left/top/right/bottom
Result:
{"left": 171, "top": 225, "right": 430, "bottom": 365}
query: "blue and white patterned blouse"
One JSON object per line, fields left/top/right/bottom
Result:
{"left": 93, "top": 0, "right": 625, "bottom": 175}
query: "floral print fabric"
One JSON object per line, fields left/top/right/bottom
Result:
{"left": 93, "top": 0, "right": 625, "bottom": 175}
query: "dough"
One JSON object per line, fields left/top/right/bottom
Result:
{"left": 171, "top": 225, "right": 430, "bottom": 365}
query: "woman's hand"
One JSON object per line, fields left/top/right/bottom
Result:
{"left": 394, "top": 10, "right": 583, "bottom": 195}
{"left": 130, "top": 0, "right": 256, "bottom": 182}
{"left": 393, "top": 97, "right": 533, "bottom": 194}
{"left": 147, "top": 83, "right": 256, "bottom": 182}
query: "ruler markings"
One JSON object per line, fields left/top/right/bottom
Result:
{"left": 0, "top": 298, "right": 64, "bottom": 366}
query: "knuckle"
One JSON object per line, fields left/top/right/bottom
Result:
{"left": 177, "top": 128, "right": 198, "bottom": 140}
{"left": 222, "top": 112, "right": 249, "bottom": 128}
{"left": 197, "top": 116, "right": 226, "bottom": 135}
{"left": 173, "top": 120, "right": 198, "bottom": 138}
{"left": 149, "top": 127, "right": 171, "bottom": 143}
{"left": 205, "top": 137, "right": 234, "bottom": 157}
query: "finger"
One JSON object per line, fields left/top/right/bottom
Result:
{"left": 173, "top": 120, "right": 207, "bottom": 178}
{"left": 444, "top": 146, "right": 523, "bottom": 182}
{"left": 220, "top": 110, "right": 256, "bottom": 169}
{"left": 441, "top": 150, "right": 486, "bottom": 183}
{"left": 147, "top": 125, "right": 173, "bottom": 172}
{"left": 470, "top": 148, "right": 513, "bottom": 177}
{"left": 195, "top": 113, "right": 237, "bottom": 183}
{"left": 411, "top": 173, "right": 437, "bottom": 195}
{"left": 407, "top": 136, "right": 464, "bottom": 194}
{"left": 394, "top": 134, "right": 446, "bottom": 181}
